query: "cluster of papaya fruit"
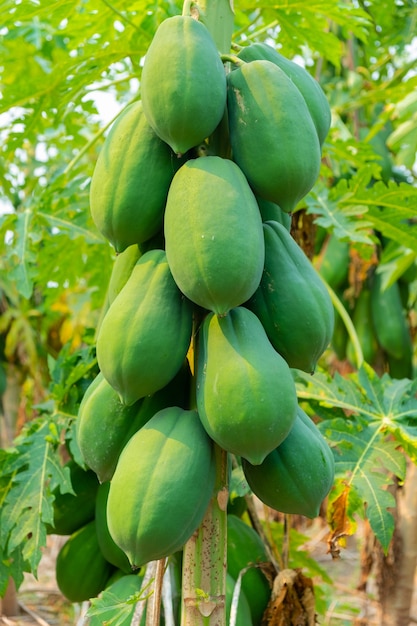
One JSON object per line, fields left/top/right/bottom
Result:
{"left": 70, "top": 6, "right": 337, "bottom": 610}
{"left": 318, "top": 232, "right": 414, "bottom": 378}
{"left": 48, "top": 458, "right": 272, "bottom": 624}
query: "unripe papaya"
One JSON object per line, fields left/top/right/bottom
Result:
{"left": 370, "top": 272, "right": 413, "bottom": 361}
{"left": 107, "top": 244, "right": 142, "bottom": 306}
{"left": 96, "top": 249, "right": 193, "bottom": 406}
{"left": 237, "top": 42, "right": 331, "bottom": 147}
{"left": 246, "top": 221, "right": 334, "bottom": 373}
{"left": 227, "top": 515, "right": 271, "bottom": 625}
{"left": 346, "top": 287, "right": 379, "bottom": 366}
{"left": 76, "top": 363, "right": 191, "bottom": 483}
{"left": 56, "top": 520, "right": 114, "bottom": 603}
{"left": 164, "top": 156, "right": 264, "bottom": 315}
{"left": 256, "top": 196, "right": 291, "bottom": 231}
{"left": 196, "top": 307, "right": 298, "bottom": 465}
{"left": 47, "top": 459, "right": 99, "bottom": 536}
{"left": 141, "top": 16, "right": 227, "bottom": 155}
{"left": 107, "top": 407, "right": 215, "bottom": 568}
{"left": 317, "top": 235, "right": 350, "bottom": 290}
{"left": 227, "top": 60, "right": 322, "bottom": 213}
{"left": 95, "top": 482, "right": 132, "bottom": 573}
{"left": 242, "top": 406, "right": 335, "bottom": 518}
{"left": 90, "top": 101, "right": 179, "bottom": 253}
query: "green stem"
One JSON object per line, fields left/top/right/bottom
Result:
{"left": 192, "top": 0, "right": 235, "bottom": 54}
{"left": 326, "top": 283, "right": 364, "bottom": 368}
{"left": 180, "top": 445, "right": 228, "bottom": 625}
{"left": 220, "top": 53, "right": 244, "bottom": 66}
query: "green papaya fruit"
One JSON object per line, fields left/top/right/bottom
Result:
{"left": 256, "top": 196, "right": 291, "bottom": 231}
{"left": 346, "top": 287, "right": 379, "bottom": 366}
{"left": 196, "top": 307, "right": 297, "bottom": 465}
{"left": 95, "top": 482, "right": 132, "bottom": 573}
{"left": 237, "top": 42, "right": 331, "bottom": 147}
{"left": 164, "top": 156, "right": 264, "bottom": 315}
{"left": 56, "top": 520, "right": 114, "bottom": 603}
{"left": 227, "top": 60, "right": 322, "bottom": 213}
{"left": 141, "top": 15, "right": 227, "bottom": 155}
{"left": 370, "top": 272, "right": 413, "bottom": 361}
{"left": 246, "top": 221, "right": 334, "bottom": 373}
{"left": 107, "top": 245, "right": 142, "bottom": 306}
{"left": 90, "top": 101, "right": 179, "bottom": 253}
{"left": 242, "top": 406, "right": 335, "bottom": 518}
{"left": 227, "top": 515, "right": 271, "bottom": 625}
{"left": 107, "top": 407, "right": 216, "bottom": 568}
{"left": 386, "top": 351, "right": 414, "bottom": 380}
{"left": 317, "top": 235, "right": 350, "bottom": 290}
{"left": 226, "top": 572, "right": 253, "bottom": 626}
{"left": 47, "top": 459, "right": 99, "bottom": 536}
{"left": 96, "top": 249, "right": 193, "bottom": 406}
{"left": 88, "top": 574, "right": 145, "bottom": 626}
{"left": 77, "top": 362, "right": 191, "bottom": 483}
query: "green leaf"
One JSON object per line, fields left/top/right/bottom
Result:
{"left": 0, "top": 419, "right": 73, "bottom": 576}
{"left": 295, "top": 364, "right": 415, "bottom": 551}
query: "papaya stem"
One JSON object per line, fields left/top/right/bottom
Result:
{"left": 145, "top": 558, "right": 167, "bottom": 626}
{"left": 220, "top": 53, "right": 244, "bottom": 66}
{"left": 180, "top": 445, "right": 228, "bottom": 625}
{"left": 192, "top": 0, "right": 234, "bottom": 54}
{"left": 326, "top": 282, "right": 364, "bottom": 368}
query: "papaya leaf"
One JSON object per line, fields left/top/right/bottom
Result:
{"left": 345, "top": 180, "right": 417, "bottom": 252}
{"left": 0, "top": 419, "right": 73, "bottom": 577}
{"left": 87, "top": 591, "right": 140, "bottom": 626}
{"left": 294, "top": 364, "right": 416, "bottom": 552}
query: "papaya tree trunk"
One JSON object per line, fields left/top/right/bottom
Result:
{"left": 376, "top": 462, "right": 417, "bottom": 626}
{"left": 180, "top": 445, "right": 228, "bottom": 625}
{"left": 178, "top": 2, "right": 234, "bottom": 624}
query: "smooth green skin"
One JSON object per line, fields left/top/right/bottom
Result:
{"left": 246, "top": 221, "right": 335, "bottom": 373}
{"left": 90, "top": 101, "right": 179, "bottom": 253}
{"left": 77, "top": 363, "right": 191, "bottom": 483}
{"left": 95, "top": 482, "right": 132, "bottom": 574}
{"left": 227, "top": 60, "right": 322, "bottom": 213}
{"left": 227, "top": 515, "right": 271, "bottom": 625}
{"left": 141, "top": 15, "right": 227, "bottom": 155}
{"left": 165, "top": 156, "right": 265, "bottom": 315}
{"left": 237, "top": 42, "right": 331, "bottom": 147}
{"left": 256, "top": 196, "right": 291, "bottom": 231}
{"left": 225, "top": 572, "right": 253, "bottom": 626}
{"left": 243, "top": 406, "right": 335, "bottom": 519}
{"left": 96, "top": 249, "right": 193, "bottom": 406}
{"left": 196, "top": 307, "right": 298, "bottom": 465}
{"left": 318, "top": 235, "right": 350, "bottom": 290}
{"left": 107, "top": 244, "right": 142, "bottom": 306}
{"left": 88, "top": 574, "right": 145, "bottom": 626}
{"left": 107, "top": 407, "right": 216, "bottom": 569}
{"left": 346, "top": 288, "right": 379, "bottom": 366}
{"left": 56, "top": 520, "right": 114, "bottom": 603}
{"left": 370, "top": 272, "right": 413, "bottom": 361}
{"left": 47, "top": 459, "right": 99, "bottom": 536}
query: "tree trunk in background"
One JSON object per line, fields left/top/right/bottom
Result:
{"left": 376, "top": 463, "right": 417, "bottom": 626}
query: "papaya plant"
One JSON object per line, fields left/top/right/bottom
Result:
{"left": 1, "top": 0, "right": 417, "bottom": 624}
